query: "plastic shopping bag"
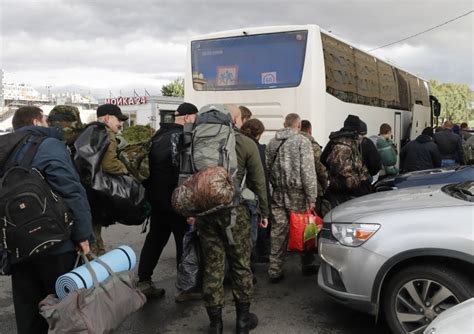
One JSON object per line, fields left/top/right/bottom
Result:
{"left": 288, "top": 209, "right": 323, "bottom": 252}
{"left": 176, "top": 230, "right": 202, "bottom": 293}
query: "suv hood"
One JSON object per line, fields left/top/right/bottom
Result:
{"left": 329, "top": 184, "right": 468, "bottom": 222}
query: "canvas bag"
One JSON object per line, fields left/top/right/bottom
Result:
{"left": 39, "top": 254, "right": 146, "bottom": 334}
{"left": 118, "top": 140, "right": 152, "bottom": 183}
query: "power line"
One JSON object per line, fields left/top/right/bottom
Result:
{"left": 367, "top": 10, "right": 473, "bottom": 52}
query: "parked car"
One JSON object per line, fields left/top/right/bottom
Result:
{"left": 318, "top": 181, "right": 474, "bottom": 334}
{"left": 374, "top": 165, "right": 474, "bottom": 191}
{"left": 424, "top": 298, "right": 474, "bottom": 334}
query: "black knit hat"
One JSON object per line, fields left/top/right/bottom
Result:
{"left": 422, "top": 127, "right": 434, "bottom": 137}
{"left": 358, "top": 120, "right": 368, "bottom": 135}
{"left": 343, "top": 114, "right": 360, "bottom": 132}
{"left": 176, "top": 102, "right": 198, "bottom": 116}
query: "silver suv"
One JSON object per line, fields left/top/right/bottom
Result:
{"left": 318, "top": 181, "right": 474, "bottom": 334}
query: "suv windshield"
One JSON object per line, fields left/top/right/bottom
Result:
{"left": 442, "top": 181, "right": 474, "bottom": 202}
{"left": 191, "top": 30, "right": 308, "bottom": 91}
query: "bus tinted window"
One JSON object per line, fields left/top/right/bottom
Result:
{"left": 191, "top": 31, "right": 307, "bottom": 91}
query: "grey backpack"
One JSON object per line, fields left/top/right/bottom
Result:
{"left": 191, "top": 104, "right": 237, "bottom": 175}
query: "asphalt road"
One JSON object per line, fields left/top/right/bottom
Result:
{"left": 0, "top": 224, "right": 391, "bottom": 334}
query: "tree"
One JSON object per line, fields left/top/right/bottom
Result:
{"left": 161, "top": 77, "right": 184, "bottom": 97}
{"left": 121, "top": 124, "right": 155, "bottom": 145}
{"left": 429, "top": 80, "right": 473, "bottom": 123}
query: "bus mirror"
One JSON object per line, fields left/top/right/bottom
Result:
{"left": 430, "top": 95, "right": 441, "bottom": 117}
{"left": 433, "top": 101, "right": 441, "bottom": 117}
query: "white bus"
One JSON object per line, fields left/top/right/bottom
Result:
{"left": 185, "top": 25, "right": 440, "bottom": 148}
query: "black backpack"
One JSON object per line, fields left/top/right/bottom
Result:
{"left": 0, "top": 134, "right": 73, "bottom": 269}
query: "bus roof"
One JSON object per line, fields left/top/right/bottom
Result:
{"left": 189, "top": 24, "right": 429, "bottom": 83}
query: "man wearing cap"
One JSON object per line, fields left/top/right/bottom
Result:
{"left": 89, "top": 104, "right": 129, "bottom": 256}
{"left": 137, "top": 102, "right": 200, "bottom": 301}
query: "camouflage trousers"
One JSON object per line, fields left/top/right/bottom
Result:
{"left": 268, "top": 204, "right": 315, "bottom": 277}
{"left": 197, "top": 206, "right": 253, "bottom": 307}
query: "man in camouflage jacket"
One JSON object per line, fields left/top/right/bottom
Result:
{"left": 266, "top": 113, "right": 318, "bottom": 282}
{"left": 321, "top": 115, "right": 372, "bottom": 208}
{"left": 197, "top": 105, "right": 269, "bottom": 334}
{"left": 300, "top": 120, "right": 328, "bottom": 199}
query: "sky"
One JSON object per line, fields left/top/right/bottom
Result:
{"left": 0, "top": 0, "right": 472, "bottom": 97}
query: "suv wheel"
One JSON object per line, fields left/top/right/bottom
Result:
{"left": 383, "top": 264, "right": 472, "bottom": 334}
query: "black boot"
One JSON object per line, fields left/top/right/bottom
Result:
{"left": 206, "top": 306, "right": 223, "bottom": 334}
{"left": 235, "top": 302, "right": 258, "bottom": 334}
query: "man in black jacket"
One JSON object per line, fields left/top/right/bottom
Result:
{"left": 137, "top": 102, "right": 198, "bottom": 300}
{"left": 358, "top": 120, "right": 382, "bottom": 178}
{"left": 434, "top": 121, "right": 465, "bottom": 166}
{"left": 7, "top": 106, "right": 93, "bottom": 334}
{"left": 400, "top": 127, "right": 441, "bottom": 172}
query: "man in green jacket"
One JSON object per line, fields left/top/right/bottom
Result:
{"left": 197, "top": 105, "right": 269, "bottom": 334}
{"left": 91, "top": 104, "right": 129, "bottom": 254}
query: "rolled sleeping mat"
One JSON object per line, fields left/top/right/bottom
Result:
{"left": 55, "top": 245, "right": 136, "bottom": 300}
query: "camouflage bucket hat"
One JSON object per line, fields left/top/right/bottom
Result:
{"left": 48, "top": 105, "right": 83, "bottom": 127}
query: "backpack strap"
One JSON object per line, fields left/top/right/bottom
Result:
{"left": 269, "top": 138, "right": 288, "bottom": 174}
{"left": 5, "top": 136, "right": 47, "bottom": 171}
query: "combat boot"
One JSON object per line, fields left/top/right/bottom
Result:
{"left": 235, "top": 302, "right": 258, "bottom": 334}
{"left": 206, "top": 306, "right": 223, "bottom": 334}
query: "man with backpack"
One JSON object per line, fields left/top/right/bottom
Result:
{"left": 181, "top": 104, "right": 269, "bottom": 334}
{"left": 137, "top": 102, "right": 199, "bottom": 301}
{"left": 266, "top": 113, "right": 318, "bottom": 282}
{"left": 1, "top": 106, "right": 93, "bottom": 334}
{"left": 321, "top": 114, "right": 372, "bottom": 207}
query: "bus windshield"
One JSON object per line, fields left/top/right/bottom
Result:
{"left": 191, "top": 30, "right": 308, "bottom": 91}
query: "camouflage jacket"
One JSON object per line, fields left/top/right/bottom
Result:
{"left": 324, "top": 132, "right": 369, "bottom": 191}
{"left": 266, "top": 128, "right": 317, "bottom": 206}
{"left": 300, "top": 131, "right": 328, "bottom": 197}
{"left": 101, "top": 127, "right": 129, "bottom": 176}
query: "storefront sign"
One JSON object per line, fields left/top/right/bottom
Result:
{"left": 105, "top": 96, "right": 147, "bottom": 106}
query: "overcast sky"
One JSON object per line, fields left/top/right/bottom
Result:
{"left": 1, "top": 0, "right": 472, "bottom": 97}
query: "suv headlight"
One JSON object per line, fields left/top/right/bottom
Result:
{"left": 331, "top": 223, "right": 380, "bottom": 247}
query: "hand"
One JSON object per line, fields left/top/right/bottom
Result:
{"left": 259, "top": 218, "right": 269, "bottom": 228}
{"left": 187, "top": 217, "right": 196, "bottom": 225}
{"left": 76, "top": 240, "right": 90, "bottom": 255}
{"left": 309, "top": 202, "right": 316, "bottom": 210}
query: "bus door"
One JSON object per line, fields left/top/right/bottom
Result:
{"left": 394, "top": 112, "right": 402, "bottom": 158}
{"left": 410, "top": 104, "right": 430, "bottom": 140}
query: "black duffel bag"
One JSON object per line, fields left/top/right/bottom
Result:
{"left": 74, "top": 123, "right": 150, "bottom": 226}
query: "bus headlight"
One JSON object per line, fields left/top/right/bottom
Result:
{"left": 331, "top": 223, "right": 380, "bottom": 247}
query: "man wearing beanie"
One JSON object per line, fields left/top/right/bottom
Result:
{"left": 137, "top": 102, "right": 201, "bottom": 302}
{"left": 89, "top": 104, "right": 129, "bottom": 255}
{"left": 400, "top": 127, "right": 441, "bottom": 172}
{"left": 321, "top": 114, "right": 373, "bottom": 207}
